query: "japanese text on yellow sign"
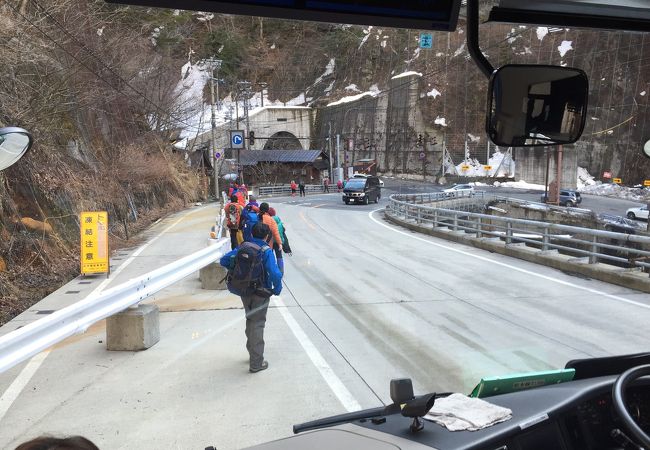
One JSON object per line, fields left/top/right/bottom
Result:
{"left": 461, "top": 165, "right": 470, "bottom": 171}
{"left": 613, "top": 178, "right": 622, "bottom": 184}
{"left": 644, "top": 180, "right": 650, "bottom": 187}
{"left": 80, "top": 211, "right": 109, "bottom": 275}
{"left": 484, "top": 165, "right": 493, "bottom": 171}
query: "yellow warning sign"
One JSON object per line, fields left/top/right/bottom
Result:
{"left": 461, "top": 165, "right": 470, "bottom": 171}
{"left": 613, "top": 178, "right": 622, "bottom": 184}
{"left": 644, "top": 180, "right": 650, "bottom": 187}
{"left": 80, "top": 211, "right": 109, "bottom": 275}
{"left": 484, "top": 165, "right": 493, "bottom": 171}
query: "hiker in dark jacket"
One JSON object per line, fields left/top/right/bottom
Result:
{"left": 220, "top": 223, "right": 282, "bottom": 373}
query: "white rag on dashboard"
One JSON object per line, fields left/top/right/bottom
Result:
{"left": 424, "top": 393, "right": 512, "bottom": 431}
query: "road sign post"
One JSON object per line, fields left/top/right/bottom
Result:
{"left": 80, "top": 211, "right": 109, "bottom": 277}
{"left": 420, "top": 33, "right": 433, "bottom": 49}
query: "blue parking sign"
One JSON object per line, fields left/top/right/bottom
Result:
{"left": 420, "top": 33, "right": 433, "bottom": 49}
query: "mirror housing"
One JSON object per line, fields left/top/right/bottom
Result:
{"left": 0, "top": 127, "right": 32, "bottom": 171}
{"left": 487, "top": 65, "right": 588, "bottom": 147}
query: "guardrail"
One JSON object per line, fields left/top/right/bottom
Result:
{"left": 258, "top": 184, "right": 325, "bottom": 197}
{"left": 0, "top": 238, "right": 230, "bottom": 374}
{"left": 387, "top": 194, "right": 650, "bottom": 271}
{"left": 391, "top": 191, "right": 594, "bottom": 217}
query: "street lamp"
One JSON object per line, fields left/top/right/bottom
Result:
{"left": 0, "top": 127, "right": 32, "bottom": 171}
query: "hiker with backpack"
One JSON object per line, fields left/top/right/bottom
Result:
{"left": 268, "top": 207, "right": 292, "bottom": 269}
{"left": 241, "top": 203, "right": 259, "bottom": 242}
{"left": 225, "top": 195, "right": 244, "bottom": 250}
{"left": 258, "top": 203, "right": 282, "bottom": 249}
{"left": 220, "top": 222, "right": 282, "bottom": 373}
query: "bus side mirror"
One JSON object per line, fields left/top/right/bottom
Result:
{"left": 0, "top": 127, "right": 32, "bottom": 171}
{"left": 487, "top": 65, "right": 588, "bottom": 147}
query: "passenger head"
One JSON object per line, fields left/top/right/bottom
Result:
{"left": 268, "top": 207, "right": 276, "bottom": 217}
{"left": 230, "top": 195, "right": 238, "bottom": 203}
{"left": 15, "top": 435, "right": 99, "bottom": 450}
{"left": 248, "top": 195, "right": 256, "bottom": 203}
{"left": 252, "top": 222, "right": 271, "bottom": 240}
{"left": 259, "top": 202, "right": 270, "bottom": 214}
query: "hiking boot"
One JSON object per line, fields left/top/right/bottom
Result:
{"left": 249, "top": 361, "right": 268, "bottom": 373}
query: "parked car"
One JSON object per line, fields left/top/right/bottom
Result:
{"left": 626, "top": 205, "right": 649, "bottom": 221}
{"left": 540, "top": 189, "right": 582, "bottom": 207}
{"left": 343, "top": 176, "right": 381, "bottom": 205}
{"left": 353, "top": 172, "right": 384, "bottom": 187}
{"left": 443, "top": 184, "right": 475, "bottom": 196}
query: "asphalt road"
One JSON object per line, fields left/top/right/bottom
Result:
{"left": 1, "top": 193, "right": 649, "bottom": 449}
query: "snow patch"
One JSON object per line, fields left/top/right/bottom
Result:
{"left": 327, "top": 91, "right": 377, "bottom": 107}
{"left": 380, "top": 40, "right": 387, "bottom": 48}
{"left": 359, "top": 33, "right": 370, "bottom": 49}
{"left": 345, "top": 84, "right": 361, "bottom": 92}
{"left": 579, "top": 183, "right": 650, "bottom": 202}
{"left": 97, "top": 27, "right": 104, "bottom": 36}
{"left": 577, "top": 167, "right": 597, "bottom": 190}
{"left": 405, "top": 47, "right": 421, "bottom": 64}
{"left": 311, "top": 58, "right": 335, "bottom": 87}
{"left": 494, "top": 180, "right": 546, "bottom": 190}
{"left": 150, "top": 26, "right": 163, "bottom": 46}
{"left": 194, "top": 12, "right": 214, "bottom": 22}
{"left": 270, "top": 43, "right": 276, "bottom": 49}
{"left": 392, "top": 71, "right": 423, "bottom": 80}
{"left": 641, "top": 91, "right": 647, "bottom": 96}
{"left": 467, "top": 133, "right": 480, "bottom": 143}
{"left": 558, "top": 41, "right": 573, "bottom": 57}
{"left": 453, "top": 43, "right": 466, "bottom": 57}
{"left": 427, "top": 88, "right": 441, "bottom": 98}
{"left": 434, "top": 117, "right": 447, "bottom": 127}
{"left": 507, "top": 28, "right": 520, "bottom": 44}
{"left": 536, "top": 27, "right": 548, "bottom": 41}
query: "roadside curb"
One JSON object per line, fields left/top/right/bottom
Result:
{"left": 385, "top": 211, "right": 650, "bottom": 294}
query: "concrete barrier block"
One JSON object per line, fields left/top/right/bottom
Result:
{"left": 107, "top": 304, "right": 160, "bottom": 351}
{"left": 200, "top": 262, "right": 228, "bottom": 290}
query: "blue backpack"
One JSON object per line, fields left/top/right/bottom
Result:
{"left": 241, "top": 205, "right": 259, "bottom": 242}
{"left": 227, "top": 242, "right": 270, "bottom": 296}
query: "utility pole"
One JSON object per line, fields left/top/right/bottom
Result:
{"left": 336, "top": 134, "right": 341, "bottom": 183}
{"left": 328, "top": 122, "right": 333, "bottom": 182}
{"left": 237, "top": 81, "right": 252, "bottom": 185}
{"left": 207, "top": 58, "right": 222, "bottom": 203}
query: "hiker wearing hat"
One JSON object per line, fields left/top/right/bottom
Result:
{"left": 258, "top": 202, "right": 283, "bottom": 267}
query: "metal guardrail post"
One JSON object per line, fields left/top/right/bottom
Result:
{"left": 417, "top": 208, "right": 422, "bottom": 224}
{"left": 433, "top": 210, "right": 439, "bottom": 227}
{"left": 506, "top": 222, "right": 513, "bottom": 244}
{"left": 453, "top": 213, "right": 458, "bottom": 232}
{"left": 542, "top": 226, "right": 550, "bottom": 251}
{"left": 589, "top": 235, "right": 599, "bottom": 264}
{"left": 476, "top": 216, "right": 482, "bottom": 238}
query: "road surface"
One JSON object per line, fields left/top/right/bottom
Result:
{"left": 1, "top": 191, "right": 649, "bottom": 449}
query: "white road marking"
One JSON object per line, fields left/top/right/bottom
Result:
{"left": 0, "top": 206, "right": 209, "bottom": 424}
{"left": 369, "top": 209, "right": 650, "bottom": 309}
{"left": 274, "top": 296, "right": 362, "bottom": 412}
{"left": 0, "top": 350, "right": 50, "bottom": 423}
